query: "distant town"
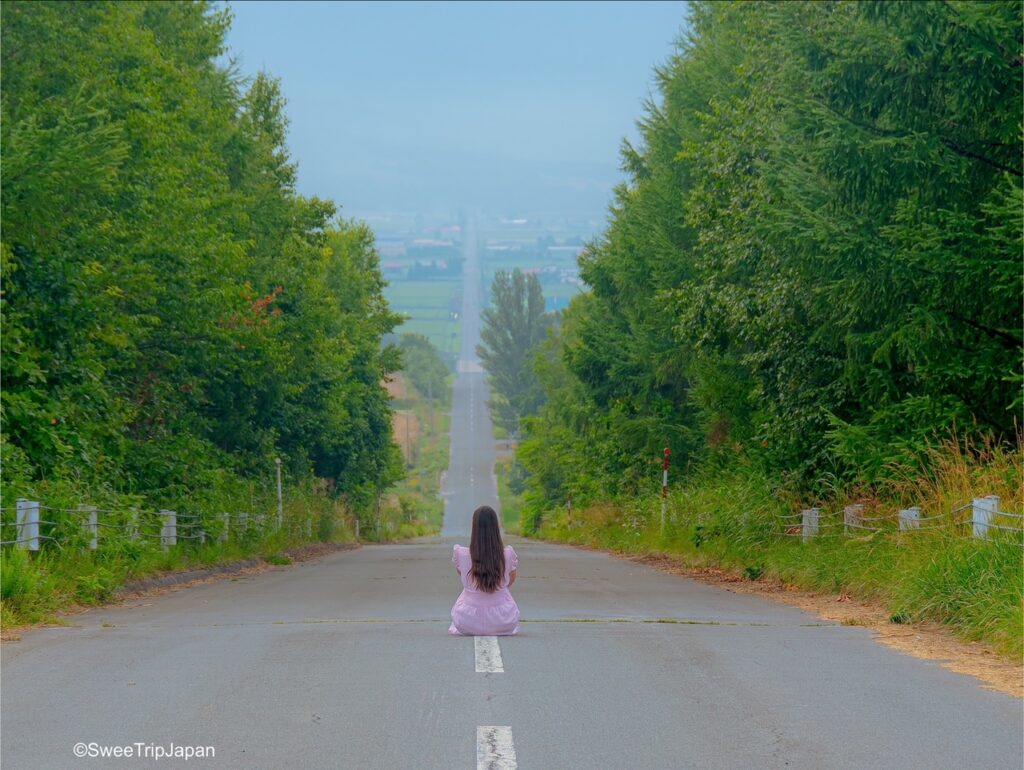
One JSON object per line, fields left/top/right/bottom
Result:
{"left": 367, "top": 210, "right": 597, "bottom": 368}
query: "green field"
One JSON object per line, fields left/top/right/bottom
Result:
{"left": 385, "top": 280, "right": 460, "bottom": 309}
{"left": 384, "top": 278, "right": 463, "bottom": 363}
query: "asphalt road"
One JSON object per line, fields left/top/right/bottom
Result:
{"left": 2, "top": 228, "right": 1021, "bottom": 769}
{"left": 441, "top": 219, "right": 499, "bottom": 538}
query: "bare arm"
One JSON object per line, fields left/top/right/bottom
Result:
{"left": 508, "top": 569, "right": 517, "bottom": 587}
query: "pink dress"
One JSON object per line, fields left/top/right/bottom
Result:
{"left": 449, "top": 544, "right": 520, "bottom": 636}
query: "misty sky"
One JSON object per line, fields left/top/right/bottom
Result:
{"left": 224, "top": 1, "right": 688, "bottom": 219}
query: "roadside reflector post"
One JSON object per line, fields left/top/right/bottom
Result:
{"left": 567, "top": 494, "right": 573, "bottom": 528}
{"left": 661, "top": 447, "right": 671, "bottom": 536}
{"left": 220, "top": 512, "right": 230, "bottom": 544}
{"left": 801, "top": 507, "right": 819, "bottom": 543}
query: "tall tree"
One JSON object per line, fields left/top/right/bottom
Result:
{"left": 518, "top": 0, "right": 1022, "bottom": 522}
{"left": 477, "top": 270, "right": 552, "bottom": 434}
{"left": 1, "top": 0, "right": 402, "bottom": 514}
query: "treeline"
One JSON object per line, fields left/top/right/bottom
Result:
{"left": 1, "top": 2, "right": 402, "bottom": 515}
{"left": 395, "top": 333, "right": 451, "bottom": 407}
{"left": 518, "top": 1, "right": 1022, "bottom": 521}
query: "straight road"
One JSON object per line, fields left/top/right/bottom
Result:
{"left": 2, "top": 225, "right": 1021, "bottom": 769}
{"left": 2, "top": 540, "right": 1021, "bottom": 768}
{"left": 442, "top": 218, "right": 499, "bottom": 537}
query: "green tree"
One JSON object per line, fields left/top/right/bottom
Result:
{"left": 397, "top": 333, "right": 450, "bottom": 406}
{"left": 477, "top": 270, "right": 552, "bottom": 434}
{"left": 1, "top": 0, "right": 403, "bottom": 517}
{"left": 518, "top": 0, "right": 1022, "bottom": 518}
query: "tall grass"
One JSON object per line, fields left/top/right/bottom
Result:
{"left": 495, "top": 454, "right": 521, "bottom": 535}
{"left": 536, "top": 440, "right": 1024, "bottom": 659}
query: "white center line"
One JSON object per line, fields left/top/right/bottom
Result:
{"left": 474, "top": 636, "right": 504, "bottom": 673}
{"left": 477, "top": 726, "right": 517, "bottom": 770}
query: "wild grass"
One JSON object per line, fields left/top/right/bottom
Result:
{"left": 535, "top": 440, "right": 1024, "bottom": 659}
{"left": 377, "top": 385, "right": 451, "bottom": 540}
{"left": 0, "top": 483, "right": 356, "bottom": 628}
{"left": 495, "top": 454, "right": 521, "bottom": 535}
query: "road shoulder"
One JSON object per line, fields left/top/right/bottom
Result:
{"left": 567, "top": 543, "right": 1023, "bottom": 698}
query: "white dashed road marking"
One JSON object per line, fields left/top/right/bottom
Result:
{"left": 477, "top": 726, "right": 517, "bottom": 770}
{"left": 474, "top": 636, "right": 504, "bottom": 673}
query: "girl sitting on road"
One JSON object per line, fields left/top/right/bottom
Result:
{"left": 449, "top": 505, "right": 520, "bottom": 636}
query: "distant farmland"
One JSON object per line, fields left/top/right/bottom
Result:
{"left": 383, "top": 278, "right": 462, "bottom": 367}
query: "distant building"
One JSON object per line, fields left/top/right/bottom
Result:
{"left": 378, "top": 241, "right": 407, "bottom": 258}
{"left": 546, "top": 245, "right": 584, "bottom": 259}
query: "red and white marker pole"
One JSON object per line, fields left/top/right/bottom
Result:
{"left": 661, "top": 447, "right": 671, "bottom": 533}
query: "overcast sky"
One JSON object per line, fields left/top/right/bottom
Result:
{"left": 224, "top": 1, "right": 687, "bottom": 219}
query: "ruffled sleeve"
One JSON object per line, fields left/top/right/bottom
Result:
{"left": 505, "top": 545, "right": 518, "bottom": 576}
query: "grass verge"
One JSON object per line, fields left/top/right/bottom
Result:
{"left": 526, "top": 443, "right": 1023, "bottom": 659}
{"left": 1, "top": 487, "right": 356, "bottom": 629}
{"left": 495, "top": 454, "right": 521, "bottom": 535}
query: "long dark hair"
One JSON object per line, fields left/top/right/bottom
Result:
{"left": 469, "top": 505, "right": 505, "bottom": 593}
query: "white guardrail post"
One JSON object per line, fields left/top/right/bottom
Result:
{"left": 801, "top": 507, "right": 820, "bottom": 543}
{"left": 972, "top": 496, "right": 998, "bottom": 539}
{"left": 898, "top": 506, "right": 920, "bottom": 531}
{"left": 80, "top": 505, "right": 98, "bottom": 550}
{"left": 160, "top": 509, "right": 177, "bottom": 550}
{"left": 843, "top": 504, "right": 863, "bottom": 534}
{"left": 16, "top": 499, "right": 40, "bottom": 551}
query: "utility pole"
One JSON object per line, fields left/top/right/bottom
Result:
{"left": 405, "top": 413, "right": 411, "bottom": 469}
{"left": 428, "top": 381, "right": 434, "bottom": 435}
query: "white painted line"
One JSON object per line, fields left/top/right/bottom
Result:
{"left": 477, "top": 726, "right": 517, "bottom": 770}
{"left": 474, "top": 636, "right": 504, "bottom": 673}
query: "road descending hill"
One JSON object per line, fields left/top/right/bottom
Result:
{"left": 2, "top": 232, "right": 1020, "bottom": 769}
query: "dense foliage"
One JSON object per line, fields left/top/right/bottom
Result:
{"left": 1, "top": 1, "right": 402, "bottom": 515}
{"left": 395, "top": 333, "right": 450, "bottom": 406}
{"left": 519, "top": 0, "right": 1022, "bottom": 518}
{"left": 477, "top": 269, "right": 553, "bottom": 435}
